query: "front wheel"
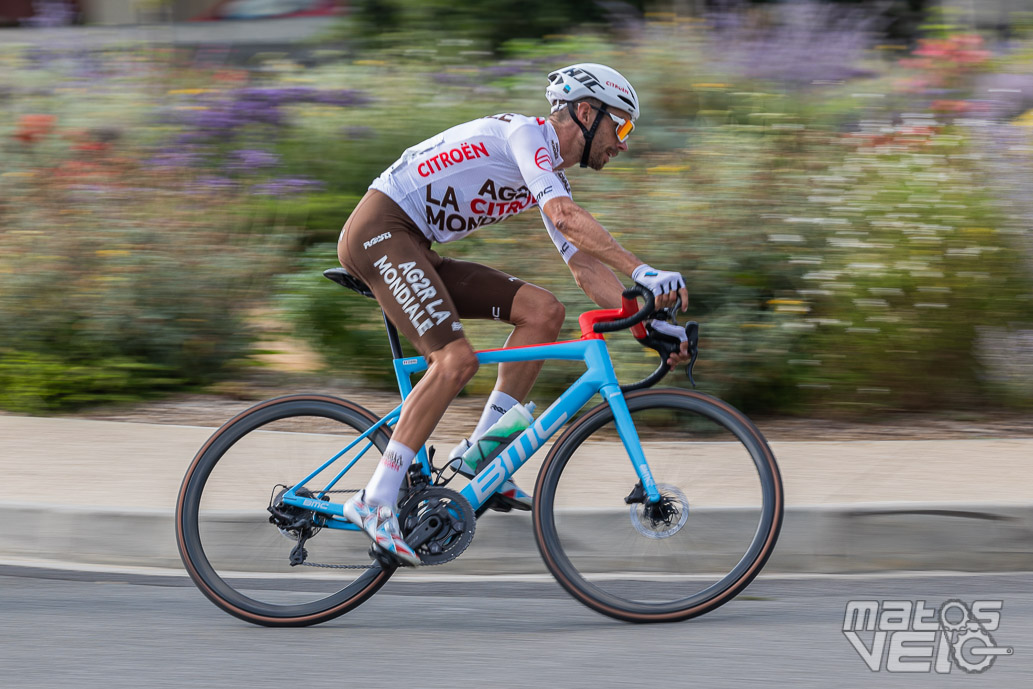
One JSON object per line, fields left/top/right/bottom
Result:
{"left": 533, "top": 389, "right": 783, "bottom": 623}
{"left": 176, "top": 394, "right": 396, "bottom": 627}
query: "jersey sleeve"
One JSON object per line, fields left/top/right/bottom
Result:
{"left": 507, "top": 123, "right": 571, "bottom": 207}
{"left": 540, "top": 208, "right": 578, "bottom": 264}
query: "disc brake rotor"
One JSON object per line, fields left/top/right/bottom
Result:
{"left": 629, "top": 483, "right": 689, "bottom": 539}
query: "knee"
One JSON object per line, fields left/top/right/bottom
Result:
{"left": 530, "top": 292, "right": 566, "bottom": 334}
{"left": 429, "top": 341, "right": 479, "bottom": 389}
{"left": 541, "top": 295, "right": 566, "bottom": 331}
{"left": 514, "top": 287, "right": 565, "bottom": 333}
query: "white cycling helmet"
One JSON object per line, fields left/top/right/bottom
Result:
{"left": 546, "top": 63, "right": 640, "bottom": 120}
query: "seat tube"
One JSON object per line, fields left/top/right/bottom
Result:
{"left": 392, "top": 355, "right": 432, "bottom": 474}
{"left": 601, "top": 384, "right": 661, "bottom": 502}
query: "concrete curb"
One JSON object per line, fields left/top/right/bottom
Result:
{"left": 6, "top": 501, "right": 1032, "bottom": 575}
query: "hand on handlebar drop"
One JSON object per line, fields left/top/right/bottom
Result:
{"left": 632, "top": 264, "right": 689, "bottom": 313}
{"left": 648, "top": 319, "right": 693, "bottom": 368}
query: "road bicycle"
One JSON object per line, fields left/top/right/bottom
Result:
{"left": 176, "top": 268, "right": 783, "bottom": 626}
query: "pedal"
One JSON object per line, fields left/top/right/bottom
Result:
{"left": 368, "top": 544, "right": 417, "bottom": 569}
{"left": 490, "top": 493, "right": 534, "bottom": 512}
{"left": 482, "top": 494, "right": 514, "bottom": 513}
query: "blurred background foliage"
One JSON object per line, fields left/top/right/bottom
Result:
{"left": 2, "top": 0, "right": 1033, "bottom": 415}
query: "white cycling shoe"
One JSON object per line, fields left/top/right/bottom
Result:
{"left": 448, "top": 439, "right": 533, "bottom": 511}
{"left": 342, "top": 491, "right": 421, "bottom": 567}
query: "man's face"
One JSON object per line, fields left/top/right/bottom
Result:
{"left": 581, "top": 104, "right": 632, "bottom": 171}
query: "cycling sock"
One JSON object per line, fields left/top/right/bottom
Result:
{"left": 471, "top": 390, "right": 519, "bottom": 442}
{"left": 364, "top": 440, "right": 416, "bottom": 508}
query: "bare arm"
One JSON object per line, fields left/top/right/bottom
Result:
{"left": 544, "top": 195, "right": 688, "bottom": 313}
{"left": 567, "top": 246, "right": 692, "bottom": 366}
{"left": 567, "top": 251, "right": 625, "bottom": 309}
{"left": 542, "top": 196, "right": 642, "bottom": 277}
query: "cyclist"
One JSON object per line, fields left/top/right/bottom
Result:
{"left": 337, "top": 63, "right": 691, "bottom": 565}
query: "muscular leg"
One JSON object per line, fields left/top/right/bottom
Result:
{"left": 391, "top": 338, "right": 479, "bottom": 450}
{"left": 452, "top": 284, "right": 564, "bottom": 509}
{"left": 492, "top": 283, "right": 566, "bottom": 402}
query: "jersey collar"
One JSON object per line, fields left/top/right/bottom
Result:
{"left": 543, "top": 120, "right": 564, "bottom": 170}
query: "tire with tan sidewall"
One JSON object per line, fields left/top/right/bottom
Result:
{"left": 176, "top": 394, "right": 395, "bottom": 627}
{"left": 532, "top": 388, "right": 783, "bottom": 623}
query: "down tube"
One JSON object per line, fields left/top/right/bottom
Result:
{"left": 458, "top": 373, "right": 602, "bottom": 511}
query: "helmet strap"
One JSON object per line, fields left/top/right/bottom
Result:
{"left": 567, "top": 101, "right": 607, "bottom": 168}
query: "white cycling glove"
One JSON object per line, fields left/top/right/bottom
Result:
{"left": 647, "top": 319, "right": 688, "bottom": 342}
{"left": 632, "top": 264, "right": 685, "bottom": 299}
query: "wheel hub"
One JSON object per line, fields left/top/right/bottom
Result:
{"left": 267, "top": 486, "right": 322, "bottom": 541}
{"left": 629, "top": 484, "right": 689, "bottom": 539}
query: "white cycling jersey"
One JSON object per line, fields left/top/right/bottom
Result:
{"left": 370, "top": 113, "right": 578, "bottom": 263}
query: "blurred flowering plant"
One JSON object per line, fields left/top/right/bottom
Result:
{"left": 152, "top": 86, "right": 370, "bottom": 197}
{"left": 12, "top": 114, "right": 57, "bottom": 144}
{"left": 20, "top": 1, "right": 77, "bottom": 27}
{"left": 2, "top": 7, "right": 1032, "bottom": 416}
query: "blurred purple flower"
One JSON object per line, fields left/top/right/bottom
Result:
{"left": 232, "top": 87, "right": 371, "bottom": 108}
{"left": 146, "top": 149, "right": 202, "bottom": 169}
{"left": 310, "top": 91, "right": 373, "bottom": 107}
{"left": 188, "top": 108, "right": 250, "bottom": 132}
{"left": 251, "top": 177, "right": 325, "bottom": 196}
{"left": 163, "top": 87, "right": 370, "bottom": 147}
{"left": 173, "top": 133, "right": 206, "bottom": 147}
{"left": 20, "top": 1, "right": 76, "bottom": 27}
{"left": 705, "top": 1, "right": 881, "bottom": 87}
{"left": 227, "top": 149, "right": 280, "bottom": 170}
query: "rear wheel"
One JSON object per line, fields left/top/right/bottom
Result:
{"left": 176, "top": 394, "right": 396, "bottom": 627}
{"left": 533, "top": 388, "right": 783, "bottom": 623}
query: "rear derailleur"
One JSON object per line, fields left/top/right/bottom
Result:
{"left": 268, "top": 486, "right": 325, "bottom": 566}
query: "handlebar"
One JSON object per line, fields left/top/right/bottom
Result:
{"left": 582, "top": 284, "right": 699, "bottom": 393}
{"left": 593, "top": 284, "right": 655, "bottom": 334}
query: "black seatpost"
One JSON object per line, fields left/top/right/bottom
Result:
{"left": 382, "top": 310, "right": 404, "bottom": 359}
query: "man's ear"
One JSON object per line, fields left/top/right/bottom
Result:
{"left": 575, "top": 102, "right": 592, "bottom": 126}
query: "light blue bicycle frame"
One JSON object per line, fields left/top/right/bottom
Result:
{"left": 281, "top": 338, "right": 661, "bottom": 530}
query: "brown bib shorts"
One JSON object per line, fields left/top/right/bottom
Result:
{"left": 338, "top": 190, "right": 526, "bottom": 357}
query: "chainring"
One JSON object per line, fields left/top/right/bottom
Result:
{"left": 397, "top": 486, "right": 475, "bottom": 566}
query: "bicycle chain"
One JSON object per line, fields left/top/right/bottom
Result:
{"left": 299, "top": 561, "right": 372, "bottom": 570}
{"left": 272, "top": 488, "right": 366, "bottom": 570}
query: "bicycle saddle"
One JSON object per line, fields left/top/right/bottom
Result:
{"left": 323, "top": 268, "right": 374, "bottom": 299}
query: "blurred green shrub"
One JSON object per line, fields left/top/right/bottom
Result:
{"left": 0, "top": 351, "right": 177, "bottom": 414}
{"left": 0, "top": 160, "right": 294, "bottom": 412}
{"left": 274, "top": 243, "right": 407, "bottom": 388}
{"left": 4, "top": 6, "right": 1033, "bottom": 420}
{"left": 347, "top": 0, "right": 640, "bottom": 54}
{"left": 271, "top": 16, "right": 1033, "bottom": 416}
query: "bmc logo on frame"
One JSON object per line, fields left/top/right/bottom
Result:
{"left": 843, "top": 599, "right": 1013, "bottom": 674}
